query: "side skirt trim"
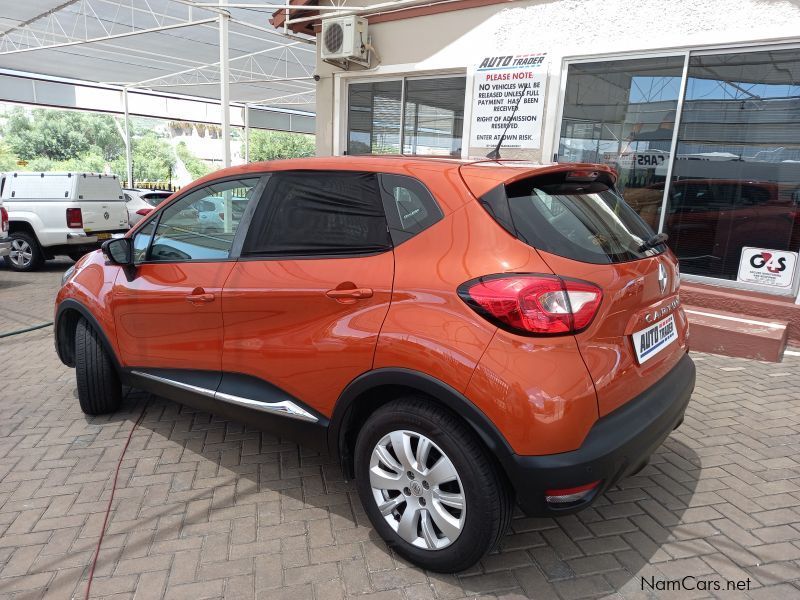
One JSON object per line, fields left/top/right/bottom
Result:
{"left": 130, "top": 370, "right": 319, "bottom": 423}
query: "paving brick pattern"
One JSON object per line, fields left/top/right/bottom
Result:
{"left": 1, "top": 260, "right": 799, "bottom": 599}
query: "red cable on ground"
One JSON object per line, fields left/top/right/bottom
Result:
{"left": 84, "top": 402, "right": 148, "bottom": 600}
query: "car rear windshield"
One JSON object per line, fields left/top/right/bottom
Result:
{"left": 484, "top": 171, "right": 664, "bottom": 264}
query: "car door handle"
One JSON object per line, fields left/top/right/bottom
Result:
{"left": 326, "top": 287, "right": 374, "bottom": 300}
{"left": 186, "top": 292, "right": 215, "bottom": 304}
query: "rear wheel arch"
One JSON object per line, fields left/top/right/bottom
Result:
{"left": 8, "top": 220, "right": 38, "bottom": 239}
{"left": 329, "top": 369, "right": 514, "bottom": 479}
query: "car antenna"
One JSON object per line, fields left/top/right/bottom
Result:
{"left": 486, "top": 82, "right": 528, "bottom": 160}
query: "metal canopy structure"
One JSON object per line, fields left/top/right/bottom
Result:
{"left": 0, "top": 0, "right": 328, "bottom": 174}
{"left": 0, "top": 1, "right": 318, "bottom": 108}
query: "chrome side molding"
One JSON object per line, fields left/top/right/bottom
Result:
{"left": 130, "top": 370, "right": 319, "bottom": 423}
{"left": 214, "top": 391, "right": 318, "bottom": 423}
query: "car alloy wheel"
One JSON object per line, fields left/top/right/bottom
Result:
{"left": 369, "top": 429, "right": 466, "bottom": 550}
{"left": 9, "top": 238, "right": 33, "bottom": 268}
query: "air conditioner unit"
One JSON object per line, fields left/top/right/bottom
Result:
{"left": 320, "top": 15, "right": 369, "bottom": 63}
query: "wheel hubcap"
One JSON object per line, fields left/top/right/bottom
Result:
{"left": 369, "top": 430, "right": 466, "bottom": 550}
{"left": 9, "top": 239, "right": 32, "bottom": 267}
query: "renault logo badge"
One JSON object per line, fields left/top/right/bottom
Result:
{"left": 103, "top": 211, "right": 110, "bottom": 220}
{"left": 658, "top": 263, "right": 668, "bottom": 294}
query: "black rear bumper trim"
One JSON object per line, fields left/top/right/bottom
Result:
{"left": 500, "top": 353, "right": 695, "bottom": 516}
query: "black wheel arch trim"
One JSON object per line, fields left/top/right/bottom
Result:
{"left": 329, "top": 368, "right": 515, "bottom": 477}
{"left": 55, "top": 299, "right": 121, "bottom": 370}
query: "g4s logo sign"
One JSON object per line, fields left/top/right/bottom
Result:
{"left": 738, "top": 247, "right": 798, "bottom": 288}
{"left": 749, "top": 252, "right": 787, "bottom": 273}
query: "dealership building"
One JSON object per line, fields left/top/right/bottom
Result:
{"left": 272, "top": 0, "right": 800, "bottom": 360}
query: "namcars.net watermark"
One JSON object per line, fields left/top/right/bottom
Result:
{"left": 642, "top": 575, "right": 752, "bottom": 593}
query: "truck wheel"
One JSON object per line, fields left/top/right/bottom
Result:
{"left": 75, "top": 318, "right": 122, "bottom": 415}
{"left": 4, "top": 232, "right": 43, "bottom": 272}
{"left": 354, "top": 397, "right": 513, "bottom": 573}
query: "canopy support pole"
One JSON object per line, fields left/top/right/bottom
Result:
{"left": 219, "top": 0, "right": 231, "bottom": 169}
{"left": 123, "top": 87, "right": 133, "bottom": 188}
{"left": 244, "top": 103, "right": 250, "bottom": 163}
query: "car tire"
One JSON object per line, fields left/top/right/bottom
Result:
{"left": 354, "top": 397, "right": 513, "bottom": 572}
{"left": 4, "top": 231, "right": 44, "bottom": 272}
{"left": 75, "top": 318, "right": 122, "bottom": 415}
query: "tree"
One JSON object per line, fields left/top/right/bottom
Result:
{"left": 246, "top": 130, "right": 315, "bottom": 162}
{"left": 3, "top": 107, "right": 124, "bottom": 162}
{"left": 111, "top": 132, "right": 175, "bottom": 183}
{"left": 176, "top": 141, "right": 211, "bottom": 180}
{"left": 0, "top": 141, "right": 18, "bottom": 172}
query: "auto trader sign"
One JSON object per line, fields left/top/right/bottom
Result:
{"left": 469, "top": 53, "right": 549, "bottom": 150}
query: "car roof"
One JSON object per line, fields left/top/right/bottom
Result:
{"left": 178, "top": 156, "right": 616, "bottom": 206}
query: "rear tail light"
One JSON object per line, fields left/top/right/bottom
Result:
{"left": 66, "top": 208, "right": 83, "bottom": 229}
{"left": 458, "top": 274, "right": 602, "bottom": 335}
{"left": 545, "top": 481, "right": 601, "bottom": 505}
{"left": 136, "top": 208, "right": 153, "bottom": 216}
{"left": 0, "top": 207, "right": 8, "bottom": 233}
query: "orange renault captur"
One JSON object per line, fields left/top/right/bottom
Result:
{"left": 54, "top": 156, "right": 694, "bottom": 572}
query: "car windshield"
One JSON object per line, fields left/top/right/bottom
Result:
{"left": 142, "top": 193, "right": 171, "bottom": 207}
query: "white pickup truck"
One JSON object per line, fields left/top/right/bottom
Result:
{"left": 1, "top": 172, "right": 129, "bottom": 271}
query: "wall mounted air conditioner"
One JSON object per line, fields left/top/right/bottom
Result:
{"left": 320, "top": 15, "right": 369, "bottom": 64}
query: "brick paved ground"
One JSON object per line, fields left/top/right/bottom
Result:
{"left": 1, "top": 259, "right": 799, "bottom": 599}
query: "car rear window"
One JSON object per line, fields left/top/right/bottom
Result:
{"left": 485, "top": 171, "right": 664, "bottom": 264}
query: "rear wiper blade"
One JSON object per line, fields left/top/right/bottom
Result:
{"left": 639, "top": 232, "right": 669, "bottom": 252}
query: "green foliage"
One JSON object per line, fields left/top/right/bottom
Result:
{"left": 246, "top": 130, "right": 315, "bottom": 162}
{"left": 176, "top": 142, "right": 211, "bottom": 180}
{"left": 110, "top": 132, "right": 176, "bottom": 183}
{"left": 3, "top": 107, "right": 124, "bottom": 162}
{"left": 0, "top": 141, "right": 18, "bottom": 172}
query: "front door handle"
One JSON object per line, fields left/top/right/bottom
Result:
{"left": 326, "top": 287, "right": 374, "bottom": 300}
{"left": 186, "top": 292, "right": 215, "bottom": 304}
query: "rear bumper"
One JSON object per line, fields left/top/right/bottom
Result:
{"left": 500, "top": 352, "right": 695, "bottom": 516}
{"left": 0, "top": 239, "right": 10, "bottom": 257}
{"left": 65, "top": 230, "right": 127, "bottom": 245}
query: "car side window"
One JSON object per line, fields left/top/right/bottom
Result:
{"left": 378, "top": 174, "right": 443, "bottom": 245}
{"left": 147, "top": 178, "right": 260, "bottom": 262}
{"left": 241, "top": 171, "right": 392, "bottom": 257}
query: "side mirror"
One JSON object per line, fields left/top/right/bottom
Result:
{"left": 102, "top": 237, "right": 132, "bottom": 266}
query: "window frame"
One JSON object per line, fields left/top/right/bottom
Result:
{"left": 239, "top": 170, "right": 394, "bottom": 261}
{"left": 131, "top": 174, "right": 269, "bottom": 265}
{"left": 342, "top": 71, "right": 469, "bottom": 158}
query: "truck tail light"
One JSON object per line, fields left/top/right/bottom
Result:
{"left": 66, "top": 208, "right": 83, "bottom": 229}
{"left": 136, "top": 208, "right": 153, "bottom": 216}
{"left": 458, "top": 274, "right": 602, "bottom": 335}
{"left": 0, "top": 207, "right": 7, "bottom": 233}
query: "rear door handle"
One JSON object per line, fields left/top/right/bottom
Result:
{"left": 186, "top": 292, "right": 215, "bottom": 304}
{"left": 326, "top": 287, "right": 374, "bottom": 300}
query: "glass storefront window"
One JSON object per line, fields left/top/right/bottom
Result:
{"left": 347, "top": 81, "right": 403, "bottom": 155}
{"left": 558, "top": 57, "right": 685, "bottom": 230}
{"left": 665, "top": 49, "right": 800, "bottom": 281}
{"left": 402, "top": 77, "right": 466, "bottom": 156}
{"left": 347, "top": 76, "right": 466, "bottom": 157}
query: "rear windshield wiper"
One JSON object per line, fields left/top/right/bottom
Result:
{"left": 639, "top": 232, "right": 669, "bottom": 252}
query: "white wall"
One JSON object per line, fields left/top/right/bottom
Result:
{"left": 315, "top": 0, "right": 800, "bottom": 158}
